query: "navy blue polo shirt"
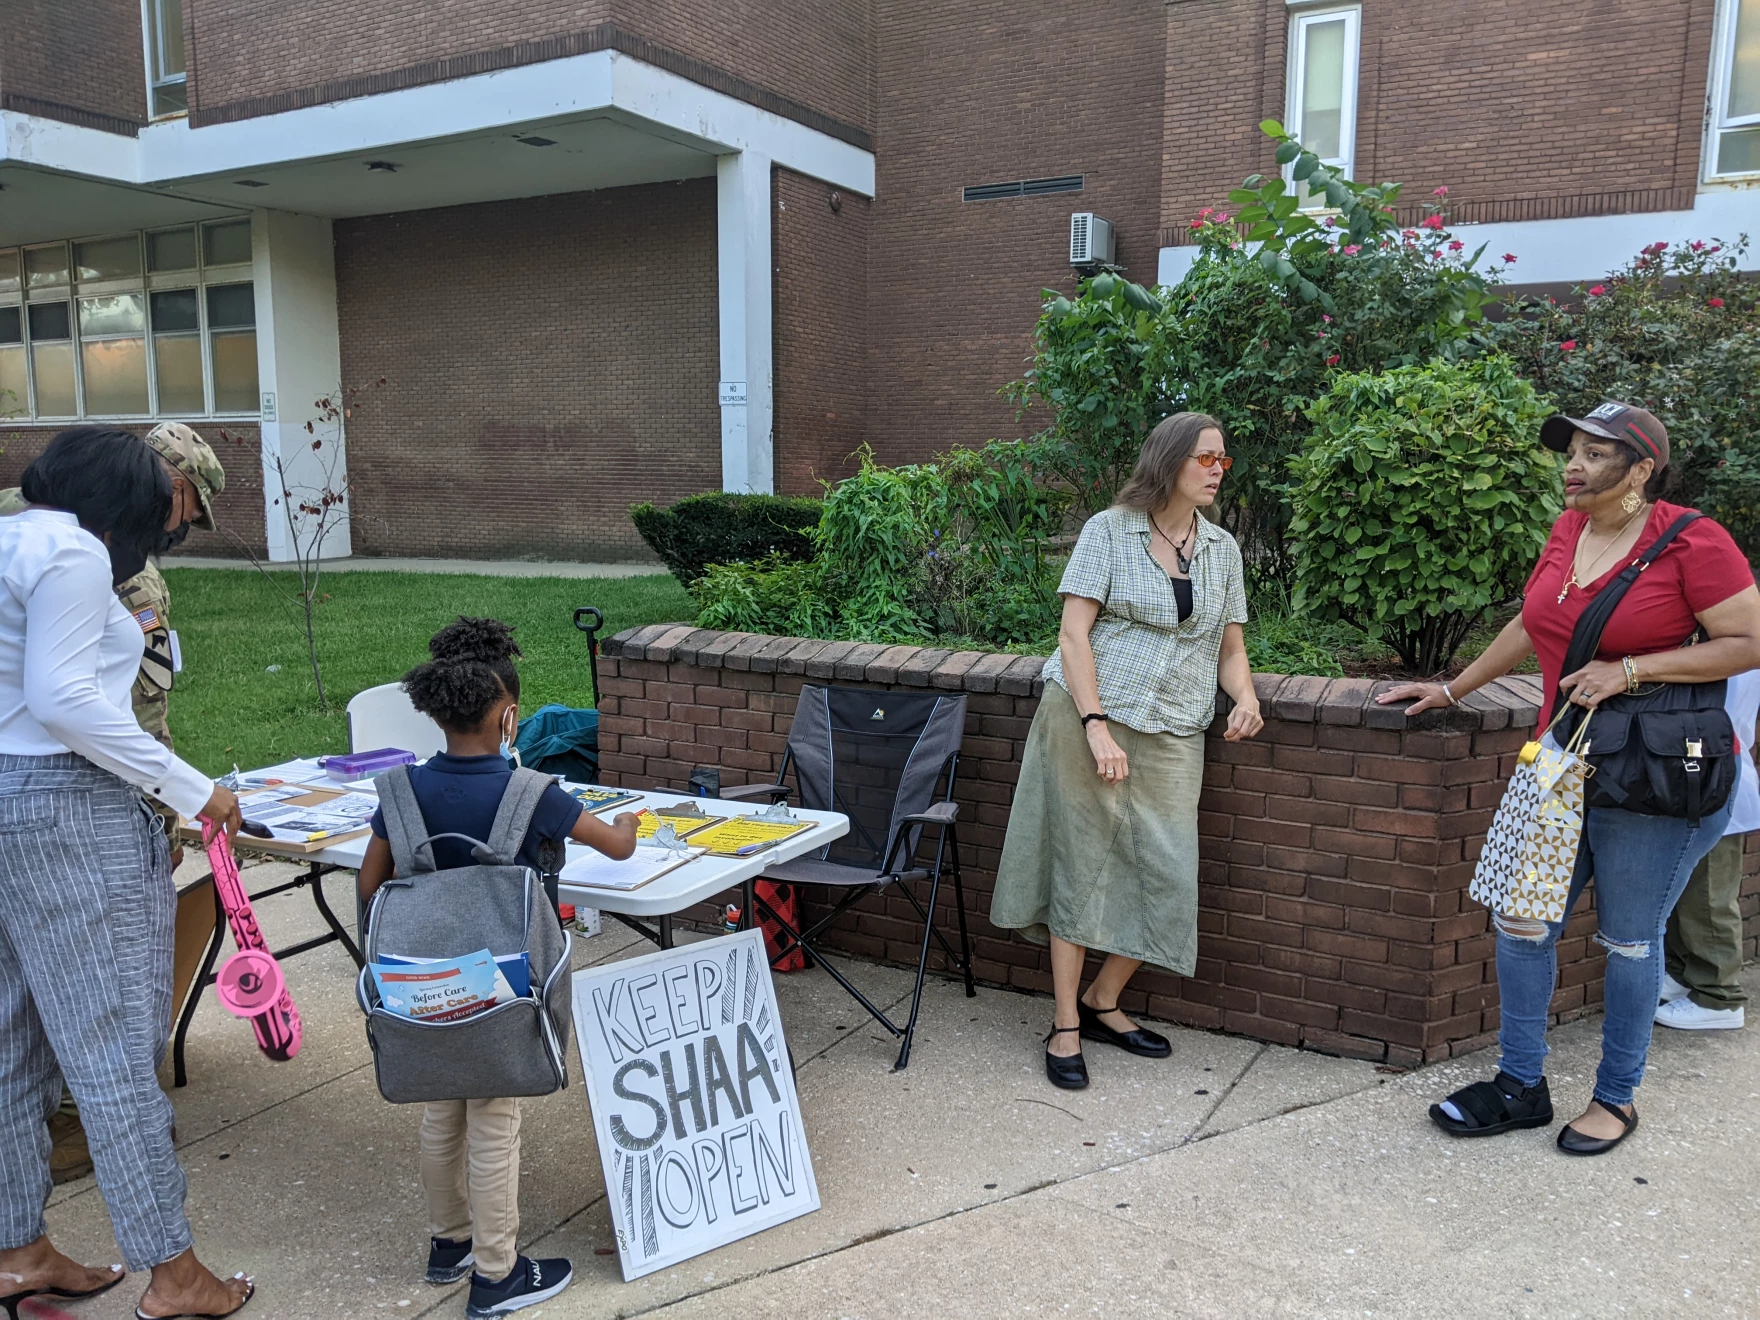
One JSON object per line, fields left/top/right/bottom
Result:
{"left": 369, "top": 753, "right": 583, "bottom": 873}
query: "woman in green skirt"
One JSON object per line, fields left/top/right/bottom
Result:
{"left": 990, "top": 412, "right": 1263, "bottom": 1089}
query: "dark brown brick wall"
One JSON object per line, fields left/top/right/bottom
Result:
{"left": 773, "top": 167, "right": 870, "bottom": 495}
{"left": 0, "top": 0, "right": 147, "bottom": 135}
{"left": 593, "top": 627, "right": 1760, "bottom": 1064}
{"left": 183, "top": 0, "right": 872, "bottom": 140}
{"left": 333, "top": 180, "right": 719, "bottom": 561}
{"left": 1163, "top": 0, "right": 1716, "bottom": 243}
{"left": 0, "top": 422, "right": 265, "bottom": 558}
{"left": 862, "top": 0, "right": 1167, "bottom": 464}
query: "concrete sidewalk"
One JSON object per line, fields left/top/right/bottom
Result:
{"left": 41, "top": 860, "right": 1759, "bottom": 1319}
{"left": 162, "top": 556, "right": 667, "bottom": 579}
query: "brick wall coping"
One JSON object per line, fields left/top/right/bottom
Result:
{"left": 603, "top": 625, "right": 1543, "bottom": 733}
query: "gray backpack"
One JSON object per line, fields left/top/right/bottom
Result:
{"left": 355, "top": 765, "right": 573, "bottom": 1104}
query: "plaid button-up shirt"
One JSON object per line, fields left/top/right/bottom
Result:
{"left": 1042, "top": 506, "right": 1249, "bottom": 736}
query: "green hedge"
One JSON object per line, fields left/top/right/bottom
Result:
{"left": 630, "top": 492, "right": 823, "bottom": 585}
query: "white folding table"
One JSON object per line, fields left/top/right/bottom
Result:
{"left": 173, "top": 779, "right": 847, "bottom": 1084}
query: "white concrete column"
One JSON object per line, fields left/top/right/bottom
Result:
{"left": 251, "top": 209, "right": 349, "bottom": 560}
{"left": 715, "top": 150, "right": 774, "bottom": 494}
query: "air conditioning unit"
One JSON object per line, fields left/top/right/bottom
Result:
{"left": 1069, "top": 212, "right": 1115, "bottom": 270}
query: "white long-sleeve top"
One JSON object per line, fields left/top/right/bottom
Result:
{"left": 0, "top": 508, "right": 213, "bottom": 819}
{"left": 1723, "top": 669, "right": 1760, "bottom": 836}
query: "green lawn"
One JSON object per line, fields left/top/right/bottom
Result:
{"left": 162, "top": 568, "right": 693, "bottom": 775}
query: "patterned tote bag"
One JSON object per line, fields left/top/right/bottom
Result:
{"left": 1471, "top": 712, "right": 1593, "bottom": 925}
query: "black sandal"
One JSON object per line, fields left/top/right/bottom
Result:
{"left": 1557, "top": 1100, "right": 1638, "bottom": 1156}
{"left": 1429, "top": 1071, "right": 1553, "bottom": 1137}
{"left": 3, "top": 1265, "right": 125, "bottom": 1320}
{"left": 1043, "top": 1025, "right": 1088, "bottom": 1090}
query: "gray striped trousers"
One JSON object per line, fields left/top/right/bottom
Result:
{"left": 0, "top": 753, "right": 191, "bottom": 1271}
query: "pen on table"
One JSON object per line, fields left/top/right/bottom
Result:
{"left": 733, "top": 842, "right": 770, "bottom": 856}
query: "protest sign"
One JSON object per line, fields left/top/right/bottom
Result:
{"left": 571, "top": 928, "right": 818, "bottom": 1280}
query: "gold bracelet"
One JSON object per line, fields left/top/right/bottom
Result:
{"left": 1622, "top": 656, "right": 1640, "bottom": 694}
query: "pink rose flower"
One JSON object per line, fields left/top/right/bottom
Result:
{"left": 1420, "top": 214, "right": 1445, "bottom": 231}
{"left": 1448, "top": 240, "right": 1464, "bottom": 252}
{"left": 1432, "top": 186, "right": 1449, "bottom": 197}
{"left": 1589, "top": 285, "right": 1606, "bottom": 296}
{"left": 1326, "top": 355, "right": 1340, "bottom": 366}
{"left": 1560, "top": 340, "right": 1577, "bottom": 352}
{"left": 1341, "top": 244, "right": 1361, "bottom": 255}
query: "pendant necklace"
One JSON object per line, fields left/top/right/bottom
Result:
{"left": 1152, "top": 512, "right": 1198, "bottom": 575}
{"left": 1557, "top": 505, "right": 1644, "bottom": 604}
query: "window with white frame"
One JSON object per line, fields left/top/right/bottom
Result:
{"left": 144, "top": 0, "right": 187, "bottom": 117}
{"left": 1709, "top": 0, "right": 1760, "bottom": 178}
{"left": 0, "top": 221, "right": 258, "bottom": 422}
{"left": 1286, "top": 4, "right": 1362, "bottom": 206}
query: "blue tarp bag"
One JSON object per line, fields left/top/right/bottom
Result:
{"left": 514, "top": 704, "right": 599, "bottom": 782}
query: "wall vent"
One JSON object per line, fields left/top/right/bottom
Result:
{"left": 962, "top": 174, "right": 1084, "bottom": 202}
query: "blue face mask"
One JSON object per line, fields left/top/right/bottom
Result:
{"left": 500, "top": 706, "right": 521, "bottom": 768}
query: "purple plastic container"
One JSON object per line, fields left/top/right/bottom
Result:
{"left": 325, "top": 747, "right": 416, "bottom": 782}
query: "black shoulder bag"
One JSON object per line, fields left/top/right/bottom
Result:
{"left": 1553, "top": 512, "right": 1735, "bottom": 826}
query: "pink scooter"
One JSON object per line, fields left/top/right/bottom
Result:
{"left": 204, "top": 821, "right": 303, "bottom": 1061}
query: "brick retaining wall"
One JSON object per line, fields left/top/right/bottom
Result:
{"left": 594, "top": 625, "right": 1760, "bottom": 1066}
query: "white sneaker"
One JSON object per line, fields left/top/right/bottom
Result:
{"left": 1658, "top": 973, "right": 1691, "bottom": 1004}
{"left": 1654, "top": 997, "right": 1745, "bottom": 1031}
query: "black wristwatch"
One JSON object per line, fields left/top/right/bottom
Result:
{"left": 1081, "top": 712, "right": 1108, "bottom": 726}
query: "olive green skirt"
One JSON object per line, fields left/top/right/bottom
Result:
{"left": 989, "top": 679, "right": 1204, "bottom": 975}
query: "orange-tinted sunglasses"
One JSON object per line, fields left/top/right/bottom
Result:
{"left": 1193, "top": 453, "right": 1234, "bottom": 471}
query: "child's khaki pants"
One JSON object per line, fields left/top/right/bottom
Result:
{"left": 421, "top": 1096, "right": 522, "bottom": 1281}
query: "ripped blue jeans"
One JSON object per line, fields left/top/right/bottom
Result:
{"left": 1496, "top": 800, "right": 1731, "bottom": 1108}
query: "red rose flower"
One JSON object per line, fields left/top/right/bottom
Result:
{"left": 1708, "top": 297, "right": 1725, "bottom": 308}
{"left": 1420, "top": 214, "right": 1445, "bottom": 231}
{"left": 1326, "top": 354, "right": 1340, "bottom": 366}
{"left": 1560, "top": 340, "right": 1577, "bottom": 352}
{"left": 1503, "top": 253, "right": 1518, "bottom": 264}
{"left": 1589, "top": 285, "right": 1606, "bottom": 296}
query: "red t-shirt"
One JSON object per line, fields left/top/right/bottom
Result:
{"left": 1522, "top": 501, "right": 1754, "bottom": 725}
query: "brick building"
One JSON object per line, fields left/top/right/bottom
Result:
{"left": 2, "top": 0, "right": 1755, "bottom": 560}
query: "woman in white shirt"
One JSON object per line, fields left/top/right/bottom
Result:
{"left": 0, "top": 429, "right": 252, "bottom": 1320}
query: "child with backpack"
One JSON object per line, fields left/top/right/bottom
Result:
{"left": 356, "top": 617, "right": 637, "bottom": 1317}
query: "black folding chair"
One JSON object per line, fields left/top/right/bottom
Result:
{"left": 724, "top": 684, "right": 976, "bottom": 1070}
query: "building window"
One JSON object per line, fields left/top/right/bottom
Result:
{"left": 1285, "top": 4, "right": 1362, "bottom": 206}
{"left": 1709, "top": 0, "right": 1760, "bottom": 178}
{"left": 144, "top": 0, "right": 187, "bottom": 117}
{"left": 0, "top": 221, "right": 257, "bottom": 422}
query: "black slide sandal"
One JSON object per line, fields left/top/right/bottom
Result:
{"left": 1557, "top": 1100, "right": 1638, "bottom": 1156}
{"left": 1429, "top": 1071, "right": 1554, "bottom": 1137}
{"left": 135, "top": 1276, "right": 254, "bottom": 1320}
{"left": 4, "top": 1265, "right": 125, "bottom": 1319}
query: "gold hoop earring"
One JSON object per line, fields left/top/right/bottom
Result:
{"left": 1621, "top": 489, "right": 1643, "bottom": 515}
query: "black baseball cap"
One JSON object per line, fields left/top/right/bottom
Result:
{"left": 1540, "top": 401, "right": 1669, "bottom": 468}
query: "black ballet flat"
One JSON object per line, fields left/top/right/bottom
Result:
{"left": 4, "top": 1265, "right": 125, "bottom": 1319}
{"left": 1556, "top": 1100, "right": 1638, "bottom": 1156}
{"left": 1077, "top": 999, "right": 1172, "bottom": 1058}
{"left": 1044, "top": 1025, "right": 1089, "bottom": 1090}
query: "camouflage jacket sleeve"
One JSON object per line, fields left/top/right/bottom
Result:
{"left": 117, "top": 562, "right": 175, "bottom": 751}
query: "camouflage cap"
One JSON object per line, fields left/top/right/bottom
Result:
{"left": 145, "top": 422, "right": 226, "bottom": 531}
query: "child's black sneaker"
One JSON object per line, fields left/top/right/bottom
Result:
{"left": 425, "top": 1235, "right": 474, "bottom": 1284}
{"left": 464, "top": 1255, "right": 573, "bottom": 1317}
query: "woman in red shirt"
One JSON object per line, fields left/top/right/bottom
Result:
{"left": 1380, "top": 402, "right": 1760, "bottom": 1155}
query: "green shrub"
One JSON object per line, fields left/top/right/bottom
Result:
{"left": 1486, "top": 236, "right": 1760, "bottom": 554}
{"left": 1288, "top": 355, "right": 1559, "bottom": 674}
{"left": 1008, "top": 122, "right": 1503, "bottom": 584}
{"left": 630, "top": 491, "right": 823, "bottom": 585}
{"left": 692, "top": 555, "right": 836, "bottom": 639}
{"left": 686, "top": 443, "right": 1070, "bottom": 651}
